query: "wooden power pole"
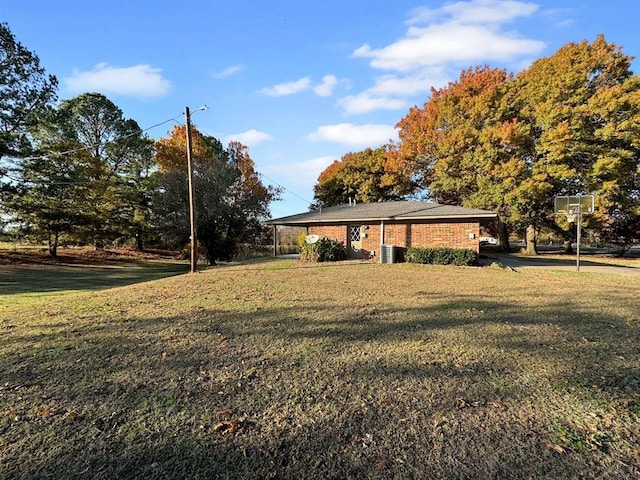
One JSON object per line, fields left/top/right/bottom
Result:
{"left": 185, "top": 106, "right": 197, "bottom": 273}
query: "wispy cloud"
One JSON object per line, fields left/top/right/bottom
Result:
{"left": 407, "top": 0, "right": 539, "bottom": 25}
{"left": 259, "top": 77, "right": 312, "bottom": 96}
{"left": 308, "top": 123, "right": 398, "bottom": 148}
{"left": 260, "top": 75, "right": 342, "bottom": 97}
{"left": 314, "top": 75, "right": 339, "bottom": 97}
{"left": 262, "top": 155, "right": 337, "bottom": 191}
{"left": 338, "top": 69, "right": 449, "bottom": 115}
{"left": 211, "top": 64, "right": 244, "bottom": 78}
{"left": 338, "top": 94, "right": 407, "bottom": 115}
{"left": 224, "top": 129, "right": 273, "bottom": 147}
{"left": 342, "top": 0, "right": 544, "bottom": 115}
{"left": 65, "top": 63, "right": 171, "bottom": 97}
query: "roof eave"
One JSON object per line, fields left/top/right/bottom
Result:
{"left": 266, "top": 213, "right": 498, "bottom": 226}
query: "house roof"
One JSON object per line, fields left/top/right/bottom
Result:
{"left": 266, "top": 200, "right": 497, "bottom": 225}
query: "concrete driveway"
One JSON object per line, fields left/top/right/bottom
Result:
{"left": 481, "top": 253, "right": 640, "bottom": 276}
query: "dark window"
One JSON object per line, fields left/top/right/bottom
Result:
{"left": 350, "top": 225, "right": 361, "bottom": 242}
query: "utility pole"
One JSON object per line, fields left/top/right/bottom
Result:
{"left": 185, "top": 106, "right": 197, "bottom": 273}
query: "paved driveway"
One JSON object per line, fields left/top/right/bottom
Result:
{"left": 482, "top": 254, "right": 640, "bottom": 276}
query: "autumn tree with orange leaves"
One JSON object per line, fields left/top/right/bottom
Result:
{"left": 312, "top": 146, "right": 408, "bottom": 208}
{"left": 390, "top": 36, "right": 640, "bottom": 254}
{"left": 153, "top": 125, "right": 279, "bottom": 264}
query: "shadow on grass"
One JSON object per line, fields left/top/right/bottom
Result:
{"left": 485, "top": 251, "right": 640, "bottom": 271}
{"left": 0, "top": 262, "right": 188, "bottom": 295}
{"left": 2, "top": 294, "right": 639, "bottom": 478}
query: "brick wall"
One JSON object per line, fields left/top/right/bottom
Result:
{"left": 307, "top": 220, "right": 481, "bottom": 259}
{"left": 409, "top": 221, "right": 480, "bottom": 252}
{"left": 308, "top": 225, "right": 348, "bottom": 246}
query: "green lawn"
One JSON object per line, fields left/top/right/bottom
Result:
{"left": 0, "top": 262, "right": 187, "bottom": 306}
{"left": 1, "top": 259, "right": 638, "bottom": 479}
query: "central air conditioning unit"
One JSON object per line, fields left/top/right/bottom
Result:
{"left": 380, "top": 244, "right": 396, "bottom": 264}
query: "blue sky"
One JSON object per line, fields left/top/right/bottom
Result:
{"left": 4, "top": 0, "right": 640, "bottom": 218}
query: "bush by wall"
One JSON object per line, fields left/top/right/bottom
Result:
{"left": 405, "top": 247, "right": 478, "bottom": 266}
{"left": 299, "top": 237, "right": 346, "bottom": 262}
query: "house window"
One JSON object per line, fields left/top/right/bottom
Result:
{"left": 350, "top": 225, "right": 361, "bottom": 242}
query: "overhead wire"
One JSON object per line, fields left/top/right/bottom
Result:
{"left": 16, "top": 113, "right": 183, "bottom": 162}
{"left": 5, "top": 111, "right": 318, "bottom": 209}
{"left": 188, "top": 117, "right": 315, "bottom": 209}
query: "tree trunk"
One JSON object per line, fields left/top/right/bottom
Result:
{"left": 497, "top": 219, "right": 511, "bottom": 253}
{"left": 48, "top": 231, "right": 59, "bottom": 257}
{"left": 563, "top": 240, "right": 573, "bottom": 254}
{"left": 204, "top": 238, "right": 216, "bottom": 266}
{"left": 524, "top": 224, "right": 538, "bottom": 255}
{"left": 136, "top": 232, "right": 144, "bottom": 251}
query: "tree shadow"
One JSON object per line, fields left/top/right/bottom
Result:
{"left": 0, "top": 262, "right": 187, "bottom": 295}
{"left": 2, "top": 295, "right": 638, "bottom": 478}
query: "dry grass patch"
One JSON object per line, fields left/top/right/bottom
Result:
{"left": 1, "top": 260, "right": 639, "bottom": 479}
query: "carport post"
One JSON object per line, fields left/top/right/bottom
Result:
{"left": 380, "top": 220, "right": 384, "bottom": 264}
{"left": 273, "top": 225, "right": 277, "bottom": 257}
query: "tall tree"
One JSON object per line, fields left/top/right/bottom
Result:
{"left": 153, "top": 126, "right": 278, "bottom": 264}
{"left": 50, "top": 93, "right": 153, "bottom": 249}
{"left": 0, "top": 22, "right": 57, "bottom": 205}
{"left": 392, "top": 38, "right": 640, "bottom": 254}
{"left": 503, "top": 35, "right": 640, "bottom": 253}
{"left": 6, "top": 93, "right": 154, "bottom": 254}
{"left": 393, "top": 66, "right": 518, "bottom": 249}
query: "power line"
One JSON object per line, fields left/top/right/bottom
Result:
{"left": 186, "top": 118, "right": 315, "bottom": 208}
{"left": 17, "top": 114, "right": 183, "bottom": 162}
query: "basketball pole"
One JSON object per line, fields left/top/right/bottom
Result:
{"left": 576, "top": 208, "right": 581, "bottom": 272}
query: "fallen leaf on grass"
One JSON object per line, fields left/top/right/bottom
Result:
{"left": 374, "top": 459, "right": 388, "bottom": 470}
{"left": 456, "top": 398, "right": 504, "bottom": 409}
{"left": 41, "top": 407, "right": 61, "bottom": 417}
{"left": 215, "top": 409, "right": 233, "bottom": 418}
{"left": 213, "top": 419, "right": 243, "bottom": 435}
{"left": 547, "top": 442, "right": 565, "bottom": 454}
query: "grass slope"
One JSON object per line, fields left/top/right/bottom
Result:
{"left": 1, "top": 259, "right": 639, "bottom": 479}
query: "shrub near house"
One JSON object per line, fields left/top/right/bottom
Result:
{"left": 405, "top": 247, "right": 478, "bottom": 266}
{"left": 299, "top": 237, "right": 346, "bottom": 262}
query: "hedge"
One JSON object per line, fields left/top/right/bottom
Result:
{"left": 404, "top": 247, "right": 478, "bottom": 266}
{"left": 299, "top": 237, "right": 346, "bottom": 262}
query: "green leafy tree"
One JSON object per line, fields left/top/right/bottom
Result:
{"left": 0, "top": 22, "right": 57, "bottom": 208}
{"left": 503, "top": 35, "right": 640, "bottom": 253}
{"left": 7, "top": 93, "right": 154, "bottom": 254}
{"left": 49, "top": 93, "right": 153, "bottom": 249}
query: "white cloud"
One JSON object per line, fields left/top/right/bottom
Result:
{"left": 314, "top": 75, "right": 339, "bottom": 97}
{"left": 262, "top": 155, "right": 336, "bottom": 188}
{"left": 369, "top": 69, "right": 448, "bottom": 96}
{"left": 353, "top": 0, "right": 545, "bottom": 72}
{"left": 408, "top": 0, "right": 539, "bottom": 25}
{"left": 338, "top": 70, "right": 449, "bottom": 115}
{"left": 308, "top": 123, "right": 398, "bottom": 148}
{"left": 65, "top": 63, "right": 171, "bottom": 97}
{"left": 261, "top": 75, "right": 342, "bottom": 97}
{"left": 225, "top": 129, "right": 273, "bottom": 147}
{"left": 338, "top": 94, "right": 407, "bottom": 115}
{"left": 259, "top": 77, "right": 312, "bottom": 96}
{"left": 211, "top": 64, "right": 244, "bottom": 78}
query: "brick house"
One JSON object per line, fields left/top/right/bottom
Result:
{"left": 266, "top": 201, "right": 497, "bottom": 261}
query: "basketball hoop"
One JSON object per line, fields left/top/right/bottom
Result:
{"left": 554, "top": 194, "right": 596, "bottom": 272}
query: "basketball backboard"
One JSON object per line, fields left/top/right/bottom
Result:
{"left": 554, "top": 195, "right": 595, "bottom": 215}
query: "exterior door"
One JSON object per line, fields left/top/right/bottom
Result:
{"left": 348, "top": 225, "right": 362, "bottom": 258}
